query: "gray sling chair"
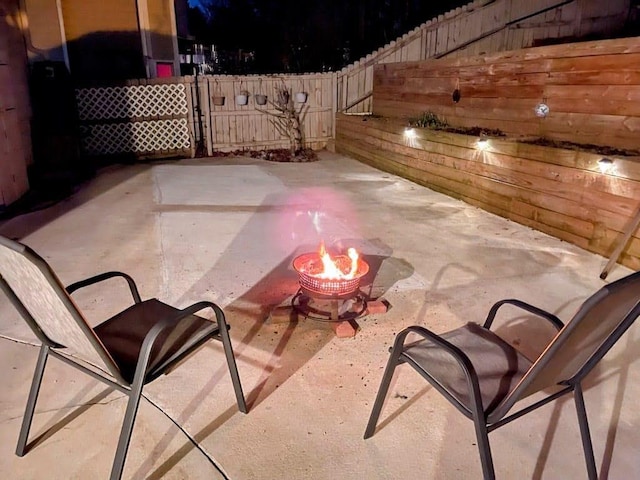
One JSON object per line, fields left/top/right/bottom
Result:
{"left": 364, "top": 270, "right": 640, "bottom": 479}
{"left": 0, "top": 235, "right": 247, "bottom": 480}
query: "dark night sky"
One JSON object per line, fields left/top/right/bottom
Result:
{"left": 186, "top": 0, "right": 468, "bottom": 73}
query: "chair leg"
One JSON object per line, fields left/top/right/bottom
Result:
{"left": 574, "top": 383, "right": 598, "bottom": 480}
{"left": 16, "top": 344, "right": 50, "bottom": 456}
{"left": 472, "top": 416, "right": 495, "bottom": 480}
{"left": 364, "top": 347, "right": 402, "bottom": 439}
{"left": 218, "top": 318, "right": 247, "bottom": 413}
{"left": 110, "top": 377, "right": 145, "bottom": 480}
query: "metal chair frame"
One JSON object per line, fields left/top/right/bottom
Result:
{"left": 0, "top": 236, "right": 247, "bottom": 480}
{"left": 365, "top": 271, "right": 640, "bottom": 479}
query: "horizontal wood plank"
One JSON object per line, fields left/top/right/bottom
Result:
{"left": 336, "top": 113, "right": 640, "bottom": 270}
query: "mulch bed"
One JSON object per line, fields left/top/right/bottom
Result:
{"left": 518, "top": 138, "right": 640, "bottom": 157}
{"left": 211, "top": 148, "right": 319, "bottom": 162}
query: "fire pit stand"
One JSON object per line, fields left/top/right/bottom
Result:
{"left": 266, "top": 250, "right": 388, "bottom": 337}
{"left": 291, "top": 251, "right": 370, "bottom": 322}
{"left": 291, "top": 288, "right": 367, "bottom": 322}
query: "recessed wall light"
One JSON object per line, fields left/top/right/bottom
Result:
{"left": 476, "top": 138, "right": 489, "bottom": 150}
{"left": 598, "top": 157, "right": 614, "bottom": 174}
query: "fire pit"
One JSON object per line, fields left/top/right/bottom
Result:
{"left": 293, "top": 253, "right": 369, "bottom": 298}
{"left": 292, "top": 243, "right": 369, "bottom": 322}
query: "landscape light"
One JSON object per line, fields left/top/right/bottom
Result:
{"left": 404, "top": 128, "right": 417, "bottom": 139}
{"left": 534, "top": 102, "right": 550, "bottom": 118}
{"left": 476, "top": 138, "right": 489, "bottom": 150}
{"left": 598, "top": 157, "right": 614, "bottom": 174}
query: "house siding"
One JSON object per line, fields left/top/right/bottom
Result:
{"left": 0, "top": 0, "right": 31, "bottom": 207}
{"left": 60, "top": 0, "right": 145, "bottom": 82}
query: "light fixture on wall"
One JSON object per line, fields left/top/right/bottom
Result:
{"left": 476, "top": 135, "right": 489, "bottom": 150}
{"left": 404, "top": 127, "right": 417, "bottom": 139}
{"left": 452, "top": 78, "right": 461, "bottom": 103}
{"left": 403, "top": 127, "right": 419, "bottom": 147}
{"left": 534, "top": 102, "right": 550, "bottom": 118}
{"left": 598, "top": 157, "right": 614, "bottom": 174}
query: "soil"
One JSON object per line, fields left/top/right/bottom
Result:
{"left": 518, "top": 138, "right": 640, "bottom": 157}
{"left": 211, "top": 148, "right": 319, "bottom": 162}
{"left": 444, "top": 126, "right": 507, "bottom": 138}
{"left": 419, "top": 122, "right": 640, "bottom": 157}
{"left": 395, "top": 113, "right": 640, "bottom": 157}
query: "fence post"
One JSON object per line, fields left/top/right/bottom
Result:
{"left": 331, "top": 72, "right": 338, "bottom": 142}
{"left": 201, "top": 75, "right": 213, "bottom": 156}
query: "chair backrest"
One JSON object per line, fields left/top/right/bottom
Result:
{"left": 490, "top": 270, "right": 640, "bottom": 421}
{"left": 0, "top": 236, "right": 120, "bottom": 378}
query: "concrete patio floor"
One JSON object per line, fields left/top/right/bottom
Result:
{"left": 0, "top": 150, "right": 638, "bottom": 479}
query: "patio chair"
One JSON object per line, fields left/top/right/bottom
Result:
{"left": 0, "top": 235, "right": 247, "bottom": 480}
{"left": 364, "top": 270, "right": 640, "bottom": 479}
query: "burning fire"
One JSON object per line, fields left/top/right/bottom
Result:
{"left": 293, "top": 242, "right": 368, "bottom": 297}
{"left": 310, "top": 241, "right": 360, "bottom": 280}
{"left": 318, "top": 242, "right": 359, "bottom": 279}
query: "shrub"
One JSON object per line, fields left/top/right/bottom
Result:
{"left": 409, "top": 111, "right": 449, "bottom": 129}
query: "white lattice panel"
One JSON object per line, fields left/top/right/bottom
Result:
{"left": 80, "top": 119, "right": 190, "bottom": 155}
{"left": 75, "top": 84, "right": 188, "bottom": 120}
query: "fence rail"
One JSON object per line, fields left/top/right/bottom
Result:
{"left": 199, "top": 73, "right": 336, "bottom": 154}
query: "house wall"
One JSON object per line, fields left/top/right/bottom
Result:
{"left": 21, "top": 0, "right": 182, "bottom": 82}
{"left": 60, "top": 0, "right": 145, "bottom": 81}
{"left": 61, "top": 0, "right": 139, "bottom": 40}
{"left": 21, "top": 0, "right": 66, "bottom": 63}
{"left": 142, "top": 0, "right": 180, "bottom": 77}
{"left": 147, "top": 0, "right": 176, "bottom": 60}
{"left": 0, "top": 0, "right": 31, "bottom": 207}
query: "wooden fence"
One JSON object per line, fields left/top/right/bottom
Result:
{"left": 195, "top": 73, "right": 335, "bottom": 154}
{"left": 336, "top": 0, "right": 631, "bottom": 114}
{"left": 74, "top": 72, "right": 335, "bottom": 157}
{"left": 76, "top": 77, "right": 192, "bottom": 158}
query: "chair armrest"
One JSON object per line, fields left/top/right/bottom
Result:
{"left": 399, "top": 325, "right": 476, "bottom": 376}
{"left": 133, "top": 301, "right": 227, "bottom": 378}
{"left": 394, "top": 325, "right": 484, "bottom": 414}
{"left": 483, "top": 299, "right": 564, "bottom": 331}
{"left": 65, "top": 271, "right": 142, "bottom": 303}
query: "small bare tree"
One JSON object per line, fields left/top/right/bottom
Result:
{"left": 258, "top": 85, "right": 306, "bottom": 157}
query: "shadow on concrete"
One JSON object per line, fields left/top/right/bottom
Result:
{"left": 367, "top": 259, "right": 640, "bottom": 478}
{"left": 139, "top": 176, "right": 416, "bottom": 473}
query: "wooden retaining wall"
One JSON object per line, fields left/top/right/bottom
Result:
{"left": 337, "top": 0, "right": 630, "bottom": 114}
{"left": 336, "top": 114, "right": 640, "bottom": 271}
{"left": 373, "top": 36, "right": 640, "bottom": 153}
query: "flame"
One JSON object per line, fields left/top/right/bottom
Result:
{"left": 315, "top": 241, "right": 359, "bottom": 279}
